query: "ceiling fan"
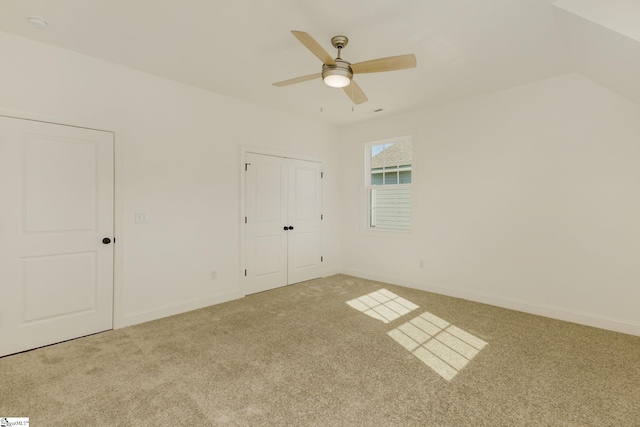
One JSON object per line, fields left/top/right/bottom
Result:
{"left": 273, "top": 31, "right": 417, "bottom": 105}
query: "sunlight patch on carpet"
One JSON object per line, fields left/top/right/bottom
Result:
{"left": 388, "top": 311, "right": 488, "bottom": 381}
{"left": 346, "top": 289, "right": 419, "bottom": 323}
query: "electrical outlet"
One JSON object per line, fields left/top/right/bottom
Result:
{"left": 135, "top": 212, "right": 148, "bottom": 223}
{"left": 210, "top": 270, "right": 217, "bottom": 280}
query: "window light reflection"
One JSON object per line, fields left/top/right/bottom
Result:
{"left": 346, "top": 289, "right": 419, "bottom": 323}
{"left": 388, "top": 311, "right": 488, "bottom": 381}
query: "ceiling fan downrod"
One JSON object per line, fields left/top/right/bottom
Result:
{"left": 331, "top": 35, "right": 349, "bottom": 60}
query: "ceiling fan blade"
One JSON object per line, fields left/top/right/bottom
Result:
{"left": 343, "top": 80, "right": 368, "bottom": 105}
{"left": 273, "top": 73, "right": 322, "bottom": 87}
{"left": 351, "top": 54, "right": 417, "bottom": 74}
{"left": 291, "top": 31, "right": 336, "bottom": 66}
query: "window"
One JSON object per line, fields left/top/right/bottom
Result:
{"left": 366, "top": 136, "right": 412, "bottom": 232}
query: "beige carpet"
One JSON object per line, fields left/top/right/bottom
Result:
{"left": 1, "top": 274, "right": 639, "bottom": 426}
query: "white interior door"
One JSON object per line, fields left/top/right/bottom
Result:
{"left": 244, "top": 153, "right": 289, "bottom": 294}
{"left": 287, "top": 159, "right": 322, "bottom": 284}
{"left": 0, "top": 116, "right": 114, "bottom": 357}
{"left": 244, "top": 153, "right": 322, "bottom": 295}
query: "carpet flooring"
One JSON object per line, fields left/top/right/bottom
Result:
{"left": 1, "top": 274, "right": 639, "bottom": 426}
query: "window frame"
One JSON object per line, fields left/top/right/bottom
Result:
{"left": 363, "top": 135, "right": 415, "bottom": 236}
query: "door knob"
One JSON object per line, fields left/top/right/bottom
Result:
{"left": 102, "top": 237, "right": 112, "bottom": 244}
{"left": 283, "top": 226, "right": 290, "bottom": 231}
{"left": 289, "top": 225, "right": 294, "bottom": 230}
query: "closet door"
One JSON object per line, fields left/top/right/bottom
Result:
{"left": 245, "top": 153, "right": 289, "bottom": 294}
{"left": 287, "top": 159, "right": 322, "bottom": 284}
{"left": 244, "top": 153, "right": 322, "bottom": 295}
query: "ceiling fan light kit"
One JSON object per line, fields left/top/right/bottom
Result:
{"left": 322, "top": 60, "right": 353, "bottom": 88}
{"left": 274, "top": 31, "right": 416, "bottom": 105}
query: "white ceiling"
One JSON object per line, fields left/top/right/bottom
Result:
{"left": 553, "top": 0, "right": 640, "bottom": 108}
{"left": 0, "top": 1, "right": 636, "bottom": 125}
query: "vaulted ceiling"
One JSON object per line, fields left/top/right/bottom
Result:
{"left": 0, "top": 0, "right": 638, "bottom": 125}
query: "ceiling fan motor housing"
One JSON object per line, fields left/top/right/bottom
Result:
{"left": 322, "top": 58, "right": 353, "bottom": 82}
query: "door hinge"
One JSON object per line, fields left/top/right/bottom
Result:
{"left": 245, "top": 163, "right": 251, "bottom": 171}
{"left": 245, "top": 217, "right": 247, "bottom": 224}
{"left": 321, "top": 214, "right": 323, "bottom": 220}
{"left": 245, "top": 269, "right": 247, "bottom": 277}
{"left": 321, "top": 256, "right": 324, "bottom": 262}
{"left": 321, "top": 172, "right": 324, "bottom": 178}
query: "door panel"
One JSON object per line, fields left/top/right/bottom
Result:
{"left": 292, "top": 167, "right": 317, "bottom": 219}
{"left": 23, "top": 252, "right": 97, "bottom": 322}
{"left": 287, "top": 159, "right": 322, "bottom": 284}
{"left": 0, "top": 116, "right": 114, "bottom": 357}
{"left": 25, "top": 136, "right": 98, "bottom": 232}
{"left": 290, "top": 232, "right": 317, "bottom": 269}
{"left": 254, "top": 236, "right": 284, "bottom": 277}
{"left": 245, "top": 153, "right": 288, "bottom": 294}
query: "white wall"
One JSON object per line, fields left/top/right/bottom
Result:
{"left": 3, "top": 30, "right": 639, "bottom": 337}
{"left": 340, "top": 73, "right": 640, "bottom": 336}
{"left": 0, "top": 31, "right": 342, "bottom": 326}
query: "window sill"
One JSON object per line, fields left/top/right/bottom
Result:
{"left": 361, "top": 227, "right": 416, "bottom": 239}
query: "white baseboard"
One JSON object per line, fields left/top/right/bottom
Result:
{"left": 122, "top": 291, "right": 243, "bottom": 327}
{"left": 340, "top": 268, "right": 640, "bottom": 337}
{"left": 322, "top": 266, "right": 342, "bottom": 277}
